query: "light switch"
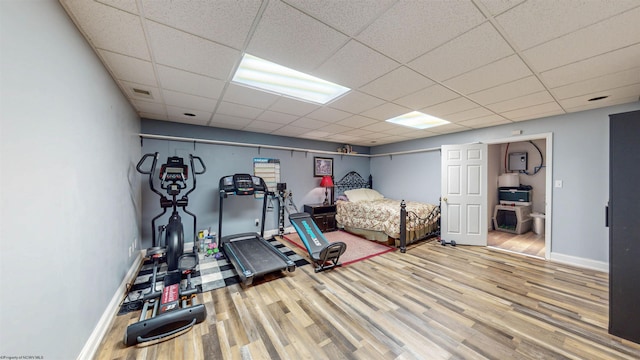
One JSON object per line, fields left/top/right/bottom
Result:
{"left": 555, "top": 180, "right": 563, "bottom": 188}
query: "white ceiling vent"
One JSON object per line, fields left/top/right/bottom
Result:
{"left": 131, "top": 87, "right": 153, "bottom": 99}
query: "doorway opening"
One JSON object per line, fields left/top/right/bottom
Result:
{"left": 486, "top": 133, "right": 552, "bottom": 259}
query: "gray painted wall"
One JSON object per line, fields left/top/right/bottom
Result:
{"left": 140, "top": 120, "right": 370, "bottom": 247}
{"left": 0, "top": 2, "right": 141, "bottom": 359}
{"left": 371, "top": 102, "right": 640, "bottom": 264}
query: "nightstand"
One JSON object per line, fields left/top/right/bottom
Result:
{"left": 303, "top": 203, "right": 337, "bottom": 232}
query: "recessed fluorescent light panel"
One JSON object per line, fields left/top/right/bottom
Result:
{"left": 386, "top": 111, "right": 450, "bottom": 129}
{"left": 232, "top": 54, "right": 350, "bottom": 104}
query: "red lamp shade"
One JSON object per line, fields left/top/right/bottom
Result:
{"left": 320, "top": 176, "right": 333, "bottom": 205}
{"left": 319, "top": 175, "right": 334, "bottom": 188}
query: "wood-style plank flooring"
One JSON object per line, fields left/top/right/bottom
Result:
{"left": 95, "top": 238, "right": 640, "bottom": 359}
{"left": 487, "top": 230, "right": 545, "bottom": 258}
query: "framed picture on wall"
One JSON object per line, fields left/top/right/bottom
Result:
{"left": 313, "top": 157, "right": 333, "bottom": 177}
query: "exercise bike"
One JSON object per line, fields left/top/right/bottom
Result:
{"left": 124, "top": 153, "right": 207, "bottom": 346}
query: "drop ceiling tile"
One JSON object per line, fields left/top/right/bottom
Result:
{"left": 210, "top": 114, "right": 253, "bottom": 128}
{"left": 268, "top": 97, "right": 320, "bottom": 116}
{"left": 166, "top": 105, "right": 211, "bottom": 125}
{"left": 156, "top": 65, "right": 225, "bottom": 98}
{"left": 372, "top": 135, "right": 412, "bottom": 145}
{"left": 139, "top": 112, "right": 168, "bottom": 121}
{"left": 289, "top": 118, "right": 327, "bottom": 129}
{"left": 328, "top": 91, "right": 385, "bottom": 114}
{"left": 335, "top": 115, "right": 378, "bottom": 129}
{"left": 119, "top": 80, "right": 161, "bottom": 102}
{"left": 62, "top": 0, "right": 150, "bottom": 59}
{"left": 360, "top": 103, "right": 411, "bottom": 121}
{"left": 341, "top": 128, "right": 376, "bottom": 137}
{"left": 421, "top": 97, "right": 479, "bottom": 118}
{"left": 509, "top": 108, "right": 565, "bottom": 122}
{"left": 359, "top": 67, "right": 434, "bottom": 101}
{"left": 222, "top": 84, "right": 280, "bottom": 109}
{"left": 540, "top": 43, "right": 640, "bottom": 88}
{"left": 330, "top": 133, "right": 360, "bottom": 143}
{"left": 276, "top": 125, "right": 312, "bottom": 137}
{"left": 162, "top": 90, "right": 217, "bottom": 112}
{"left": 475, "top": 0, "right": 525, "bottom": 16}
{"left": 132, "top": 99, "right": 165, "bottom": 114}
{"left": 501, "top": 102, "right": 563, "bottom": 121}
{"left": 444, "top": 55, "right": 532, "bottom": 94}
{"left": 284, "top": 0, "right": 396, "bottom": 36}
{"left": 300, "top": 130, "right": 333, "bottom": 139}
{"left": 495, "top": 0, "right": 639, "bottom": 50}
{"left": 99, "top": 50, "right": 157, "bottom": 86}
{"left": 467, "top": 76, "right": 546, "bottom": 105}
{"left": 146, "top": 21, "right": 239, "bottom": 79}
{"left": 141, "top": 0, "right": 261, "bottom": 49}
{"left": 256, "top": 110, "right": 299, "bottom": 124}
{"left": 562, "top": 94, "right": 640, "bottom": 113}
{"left": 322, "top": 123, "right": 356, "bottom": 134}
{"left": 246, "top": 0, "right": 349, "bottom": 73}
{"left": 360, "top": 132, "right": 390, "bottom": 140}
{"left": 402, "top": 130, "right": 439, "bottom": 139}
{"left": 217, "top": 102, "right": 263, "bottom": 119}
{"left": 457, "top": 114, "right": 511, "bottom": 128}
{"left": 314, "top": 40, "right": 399, "bottom": 89}
{"left": 244, "top": 120, "right": 285, "bottom": 133}
{"left": 356, "top": 0, "right": 485, "bottom": 63}
{"left": 394, "top": 84, "right": 460, "bottom": 109}
{"left": 486, "top": 91, "right": 555, "bottom": 113}
{"left": 551, "top": 68, "right": 640, "bottom": 100}
{"left": 96, "top": 0, "right": 138, "bottom": 13}
{"left": 558, "top": 83, "right": 640, "bottom": 109}
{"left": 409, "top": 23, "right": 514, "bottom": 82}
{"left": 361, "top": 122, "right": 399, "bottom": 133}
{"left": 523, "top": 7, "right": 640, "bottom": 72}
{"left": 306, "top": 107, "right": 352, "bottom": 123}
{"left": 379, "top": 125, "right": 419, "bottom": 136}
{"left": 429, "top": 123, "right": 470, "bottom": 135}
{"left": 444, "top": 107, "right": 495, "bottom": 123}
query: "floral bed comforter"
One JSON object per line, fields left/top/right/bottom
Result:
{"left": 335, "top": 198, "right": 438, "bottom": 239}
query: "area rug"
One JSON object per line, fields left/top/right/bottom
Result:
{"left": 118, "top": 238, "right": 308, "bottom": 315}
{"left": 282, "top": 230, "right": 395, "bottom": 266}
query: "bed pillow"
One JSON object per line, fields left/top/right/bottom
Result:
{"left": 344, "top": 189, "right": 370, "bottom": 202}
{"left": 344, "top": 188, "right": 384, "bottom": 202}
{"left": 364, "top": 189, "right": 384, "bottom": 200}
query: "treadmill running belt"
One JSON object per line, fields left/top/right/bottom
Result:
{"left": 222, "top": 233, "right": 295, "bottom": 285}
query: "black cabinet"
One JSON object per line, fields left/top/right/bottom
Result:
{"left": 303, "top": 204, "right": 336, "bottom": 232}
{"left": 609, "top": 109, "right": 640, "bottom": 344}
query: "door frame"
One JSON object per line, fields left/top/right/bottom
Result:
{"left": 484, "top": 132, "right": 553, "bottom": 259}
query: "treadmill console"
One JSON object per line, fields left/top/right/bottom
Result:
{"left": 219, "top": 174, "right": 266, "bottom": 196}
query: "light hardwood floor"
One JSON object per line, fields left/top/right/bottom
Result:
{"left": 95, "top": 239, "right": 640, "bottom": 359}
{"left": 488, "top": 230, "right": 545, "bottom": 258}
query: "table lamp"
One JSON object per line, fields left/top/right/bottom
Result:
{"left": 319, "top": 175, "right": 334, "bottom": 205}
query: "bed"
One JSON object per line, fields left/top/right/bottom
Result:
{"left": 333, "top": 171, "right": 440, "bottom": 252}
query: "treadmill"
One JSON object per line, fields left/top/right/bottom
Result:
{"left": 218, "top": 174, "right": 295, "bottom": 285}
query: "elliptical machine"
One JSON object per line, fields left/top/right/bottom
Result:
{"left": 124, "top": 152, "right": 207, "bottom": 346}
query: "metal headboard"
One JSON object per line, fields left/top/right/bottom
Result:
{"left": 334, "top": 171, "right": 373, "bottom": 199}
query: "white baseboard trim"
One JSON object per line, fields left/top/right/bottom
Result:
{"left": 77, "top": 251, "right": 144, "bottom": 360}
{"left": 549, "top": 252, "right": 609, "bottom": 273}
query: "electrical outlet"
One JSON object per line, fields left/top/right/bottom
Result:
{"left": 128, "top": 245, "right": 132, "bottom": 258}
{"left": 255, "top": 218, "right": 260, "bottom": 226}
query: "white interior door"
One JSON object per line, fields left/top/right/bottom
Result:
{"left": 441, "top": 143, "right": 488, "bottom": 246}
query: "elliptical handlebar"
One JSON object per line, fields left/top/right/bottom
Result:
{"left": 137, "top": 153, "right": 163, "bottom": 198}
{"left": 184, "top": 155, "right": 206, "bottom": 198}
